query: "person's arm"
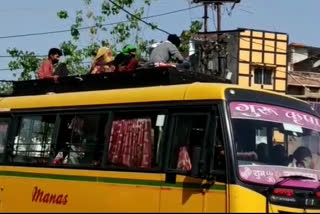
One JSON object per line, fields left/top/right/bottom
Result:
{"left": 168, "top": 44, "right": 184, "bottom": 63}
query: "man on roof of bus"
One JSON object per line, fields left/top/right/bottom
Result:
{"left": 149, "top": 34, "right": 184, "bottom": 64}
{"left": 38, "top": 48, "right": 63, "bottom": 81}
{"left": 149, "top": 34, "right": 191, "bottom": 71}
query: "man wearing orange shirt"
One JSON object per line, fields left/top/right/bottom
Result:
{"left": 38, "top": 48, "right": 62, "bottom": 81}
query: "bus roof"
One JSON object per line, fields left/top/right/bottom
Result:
{"left": 0, "top": 82, "right": 307, "bottom": 111}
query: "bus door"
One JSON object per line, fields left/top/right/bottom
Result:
{"left": 160, "top": 107, "right": 227, "bottom": 213}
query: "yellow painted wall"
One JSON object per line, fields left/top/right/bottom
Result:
{"left": 264, "top": 53, "right": 275, "bottom": 64}
{"left": 277, "top": 34, "right": 288, "bottom": 41}
{"left": 239, "top": 50, "right": 250, "bottom": 61}
{"left": 276, "top": 54, "right": 287, "bottom": 66}
{"left": 276, "top": 67, "right": 286, "bottom": 78}
{"left": 252, "top": 31, "right": 263, "bottom": 38}
{"left": 239, "top": 39, "right": 250, "bottom": 49}
{"left": 252, "top": 39, "right": 263, "bottom": 50}
{"left": 238, "top": 76, "right": 250, "bottom": 87}
{"left": 252, "top": 52, "right": 262, "bottom": 63}
{"left": 240, "top": 30, "right": 251, "bottom": 37}
{"left": 277, "top": 41, "right": 287, "bottom": 53}
{"left": 239, "top": 63, "right": 250, "bottom": 75}
{"left": 276, "top": 79, "right": 286, "bottom": 91}
{"left": 265, "top": 33, "right": 275, "bottom": 39}
{"left": 238, "top": 30, "right": 288, "bottom": 92}
{"left": 265, "top": 40, "right": 275, "bottom": 52}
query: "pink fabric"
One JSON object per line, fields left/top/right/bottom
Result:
{"left": 177, "top": 146, "right": 192, "bottom": 172}
{"left": 108, "top": 119, "right": 153, "bottom": 169}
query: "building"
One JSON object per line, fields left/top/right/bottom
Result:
{"left": 190, "top": 28, "right": 289, "bottom": 94}
{"left": 287, "top": 43, "right": 320, "bottom": 101}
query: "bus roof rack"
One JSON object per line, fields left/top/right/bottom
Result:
{"left": 10, "top": 66, "right": 231, "bottom": 96}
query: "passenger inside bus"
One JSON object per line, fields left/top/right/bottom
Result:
{"left": 53, "top": 114, "right": 106, "bottom": 167}
{"left": 288, "top": 146, "right": 313, "bottom": 169}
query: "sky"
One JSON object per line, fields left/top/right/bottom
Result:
{"left": 0, "top": 0, "right": 319, "bottom": 80}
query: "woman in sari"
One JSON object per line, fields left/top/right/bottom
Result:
{"left": 90, "top": 47, "right": 115, "bottom": 74}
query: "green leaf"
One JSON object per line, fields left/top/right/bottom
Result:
{"left": 57, "top": 10, "right": 68, "bottom": 19}
{"left": 70, "top": 25, "right": 80, "bottom": 40}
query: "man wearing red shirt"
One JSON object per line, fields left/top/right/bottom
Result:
{"left": 38, "top": 48, "right": 62, "bottom": 80}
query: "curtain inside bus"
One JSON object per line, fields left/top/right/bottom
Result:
{"left": 107, "top": 118, "right": 154, "bottom": 169}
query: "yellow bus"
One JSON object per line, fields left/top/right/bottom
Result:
{"left": 0, "top": 71, "right": 320, "bottom": 212}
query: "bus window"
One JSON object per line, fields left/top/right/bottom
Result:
{"left": 0, "top": 119, "right": 9, "bottom": 161}
{"left": 12, "top": 115, "right": 56, "bottom": 164}
{"left": 53, "top": 113, "right": 108, "bottom": 167}
{"left": 168, "top": 114, "right": 209, "bottom": 175}
{"left": 106, "top": 111, "right": 167, "bottom": 170}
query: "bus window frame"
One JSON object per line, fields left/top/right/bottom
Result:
{"left": 164, "top": 109, "right": 213, "bottom": 178}
{"left": 102, "top": 108, "right": 169, "bottom": 173}
{"left": 1, "top": 101, "right": 229, "bottom": 176}
{"left": 8, "top": 112, "right": 58, "bottom": 166}
{"left": 224, "top": 89, "right": 320, "bottom": 188}
{"left": 0, "top": 116, "right": 12, "bottom": 164}
{"left": 53, "top": 110, "right": 110, "bottom": 168}
{"left": 218, "top": 101, "right": 236, "bottom": 184}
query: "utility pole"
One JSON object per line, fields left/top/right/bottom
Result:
{"left": 215, "top": 2, "right": 223, "bottom": 78}
{"left": 216, "top": 2, "right": 222, "bottom": 31}
{"left": 203, "top": 4, "right": 209, "bottom": 33}
{"left": 193, "top": 0, "right": 240, "bottom": 79}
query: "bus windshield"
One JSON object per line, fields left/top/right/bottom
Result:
{"left": 230, "top": 101, "right": 320, "bottom": 185}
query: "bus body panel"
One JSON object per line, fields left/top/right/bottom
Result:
{"left": 229, "top": 185, "right": 320, "bottom": 213}
{"left": 0, "top": 82, "right": 317, "bottom": 212}
{"left": 1, "top": 166, "right": 162, "bottom": 212}
{"left": 159, "top": 175, "right": 226, "bottom": 212}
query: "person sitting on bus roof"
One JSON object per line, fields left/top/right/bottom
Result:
{"left": 149, "top": 34, "right": 184, "bottom": 64}
{"left": 38, "top": 48, "right": 62, "bottom": 81}
{"left": 114, "top": 45, "right": 139, "bottom": 73}
{"left": 149, "top": 34, "right": 191, "bottom": 71}
{"left": 89, "top": 47, "right": 115, "bottom": 74}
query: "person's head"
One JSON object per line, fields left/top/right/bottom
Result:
{"left": 167, "top": 34, "right": 181, "bottom": 48}
{"left": 293, "top": 146, "right": 312, "bottom": 168}
{"left": 94, "top": 47, "right": 114, "bottom": 65}
{"left": 122, "top": 45, "right": 136, "bottom": 57}
{"left": 48, "top": 48, "right": 62, "bottom": 64}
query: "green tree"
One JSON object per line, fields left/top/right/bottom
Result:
{"left": 6, "top": 0, "right": 203, "bottom": 82}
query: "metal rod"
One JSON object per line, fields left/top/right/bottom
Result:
{"left": 216, "top": 3, "right": 222, "bottom": 31}
{"left": 204, "top": 4, "right": 209, "bottom": 32}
